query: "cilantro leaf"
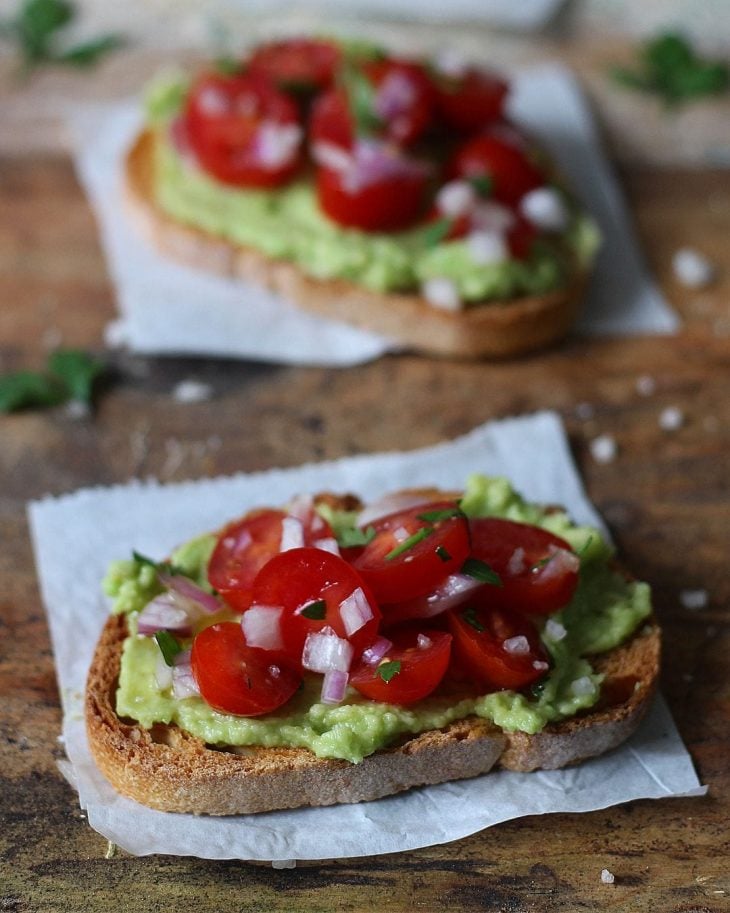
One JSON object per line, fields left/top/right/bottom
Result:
{"left": 469, "top": 174, "right": 493, "bottom": 197}
{"left": 385, "top": 526, "right": 435, "bottom": 561}
{"left": 377, "top": 660, "right": 401, "bottom": 683}
{"left": 47, "top": 349, "right": 104, "bottom": 403}
{"left": 0, "top": 370, "right": 66, "bottom": 412}
{"left": 154, "top": 630, "right": 182, "bottom": 666}
{"left": 461, "top": 606, "right": 485, "bottom": 632}
{"left": 337, "top": 524, "right": 376, "bottom": 549}
{"left": 417, "top": 507, "right": 465, "bottom": 524}
{"left": 340, "top": 63, "right": 382, "bottom": 136}
{"left": 461, "top": 557, "right": 502, "bottom": 586}
{"left": 421, "top": 218, "right": 452, "bottom": 248}
{"left": 435, "top": 545, "right": 452, "bottom": 562}
{"left": 55, "top": 33, "right": 124, "bottom": 67}
{"left": 300, "top": 600, "right": 327, "bottom": 620}
{"left": 131, "top": 551, "right": 184, "bottom": 578}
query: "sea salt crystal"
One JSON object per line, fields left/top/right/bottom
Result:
{"left": 545, "top": 619, "right": 567, "bottom": 642}
{"left": 172, "top": 379, "right": 213, "bottom": 403}
{"left": 467, "top": 231, "right": 508, "bottom": 266}
{"left": 636, "top": 375, "right": 656, "bottom": 396}
{"left": 590, "top": 434, "right": 617, "bottom": 464}
{"left": 680, "top": 589, "right": 708, "bottom": 611}
{"left": 503, "top": 635, "right": 530, "bottom": 655}
{"left": 659, "top": 406, "right": 684, "bottom": 431}
{"left": 672, "top": 248, "right": 715, "bottom": 288}
{"left": 520, "top": 187, "right": 569, "bottom": 232}
{"left": 571, "top": 676, "right": 594, "bottom": 696}
{"left": 601, "top": 869, "right": 615, "bottom": 885}
{"left": 436, "top": 180, "right": 477, "bottom": 219}
{"left": 575, "top": 402, "right": 595, "bottom": 421}
{"left": 422, "top": 277, "right": 462, "bottom": 312}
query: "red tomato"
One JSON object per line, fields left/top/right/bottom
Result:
{"left": 448, "top": 602, "right": 548, "bottom": 690}
{"left": 363, "top": 58, "right": 435, "bottom": 145}
{"left": 507, "top": 213, "right": 538, "bottom": 260}
{"left": 352, "top": 502, "right": 470, "bottom": 605}
{"left": 469, "top": 518, "right": 579, "bottom": 616}
{"left": 247, "top": 38, "right": 341, "bottom": 93}
{"left": 448, "top": 135, "right": 544, "bottom": 206}
{"left": 350, "top": 626, "right": 452, "bottom": 704}
{"left": 250, "top": 547, "right": 381, "bottom": 667}
{"left": 191, "top": 622, "right": 301, "bottom": 716}
{"left": 433, "top": 67, "right": 508, "bottom": 133}
{"left": 207, "top": 509, "right": 335, "bottom": 612}
{"left": 309, "top": 88, "right": 353, "bottom": 151}
{"left": 185, "top": 72, "right": 303, "bottom": 187}
{"left": 315, "top": 147, "right": 430, "bottom": 231}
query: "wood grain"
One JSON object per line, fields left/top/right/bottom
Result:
{"left": 1, "top": 151, "right": 729, "bottom": 912}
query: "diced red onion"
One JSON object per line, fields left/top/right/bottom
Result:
{"left": 393, "top": 573, "right": 483, "bottom": 622}
{"left": 321, "top": 669, "right": 349, "bottom": 704}
{"left": 503, "top": 635, "right": 530, "bottom": 655}
{"left": 340, "top": 139, "right": 431, "bottom": 195}
{"left": 302, "top": 627, "right": 353, "bottom": 673}
{"left": 172, "top": 649, "right": 200, "bottom": 699}
{"left": 374, "top": 70, "right": 417, "bottom": 121}
{"left": 154, "top": 650, "right": 173, "bottom": 690}
{"left": 432, "top": 47, "right": 470, "bottom": 79}
{"left": 241, "top": 604, "right": 284, "bottom": 651}
{"left": 311, "top": 140, "right": 353, "bottom": 173}
{"left": 137, "top": 593, "right": 193, "bottom": 636}
{"left": 436, "top": 180, "right": 477, "bottom": 219}
{"left": 536, "top": 547, "right": 580, "bottom": 580}
{"left": 312, "top": 536, "right": 341, "bottom": 556}
{"left": 253, "top": 121, "right": 302, "bottom": 170}
{"left": 158, "top": 573, "right": 220, "bottom": 615}
{"left": 466, "top": 230, "right": 508, "bottom": 266}
{"left": 286, "top": 493, "right": 315, "bottom": 523}
{"left": 507, "top": 546, "right": 527, "bottom": 576}
{"left": 471, "top": 201, "right": 515, "bottom": 234}
{"left": 339, "top": 587, "right": 374, "bottom": 637}
{"left": 356, "top": 492, "right": 437, "bottom": 528}
{"left": 360, "top": 636, "right": 393, "bottom": 666}
{"left": 279, "top": 516, "right": 305, "bottom": 552}
{"left": 533, "top": 660, "right": 550, "bottom": 672}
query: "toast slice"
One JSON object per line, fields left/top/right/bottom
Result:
{"left": 85, "top": 484, "right": 660, "bottom": 815}
{"left": 122, "top": 130, "right": 590, "bottom": 360}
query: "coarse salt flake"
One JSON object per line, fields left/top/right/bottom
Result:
{"left": 545, "top": 619, "right": 567, "bottom": 642}
{"left": 601, "top": 869, "right": 615, "bottom": 885}
{"left": 679, "top": 589, "right": 708, "bottom": 611}
{"left": 672, "top": 248, "right": 715, "bottom": 289}
{"left": 503, "top": 635, "right": 530, "bottom": 655}
{"left": 590, "top": 434, "right": 617, "bottom": 464}
{"left": 659, "top": 406, "right": 684, "bottom": 431}
{"left": 467, "top": 230, "right": 508, "bottom": 266}
{"left": 435, "top": 180, "right": 477, "bottom": 219}
{"left": 571, "top": 676, "right": 595, "bottom": 696}
{"left": 636, "top": 374, "right": 656, "bottom": 396}
{"left": 519, "top": 187, "right": 569, "bottom": 232}
{"left": 172, "top": 379, "right": 213, "bottom": 403}
{"left": 422, "top": 277, "right": 462, "bottom": 312}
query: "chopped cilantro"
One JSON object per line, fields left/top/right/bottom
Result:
{"left": 131, "top": 551, "right": 184, "bottom": 578}
{"left": 340, "top": 63, "right": 382, "bottom": 135}
{"left": 154, "top": 630, "right": 182, "bottom": 666}
{"left": 417, "top": 506, "right": 465, "bottom": 524}
{"left": 435, "top": 545, "right": 452, "bottom": 562}
{"left": 377, "top": 660, "right": 401, "bottom": 683}
{"left": 422, "top": 218, "right": 452, "bottom": 247}
{"left": 300, "top": 600, "right": 327, "bottom": 620}
{"left": 461, "top": 606, "right": 485, "bottom": 632}
{"left": 385, "top": 526, "right": 435, "bottom": 561}
{"left": 461, "top": 557, "right": 502, "bottom": 586}
{"left": 0, "top": 349, "right": 105, "bottom": 414}
{"left": 469, "top": 174, "right": 493, "bottom": 196}
{"left": 337, "top": 524, "right": 377, "bottom": 549}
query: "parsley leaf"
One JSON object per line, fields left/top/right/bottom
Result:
{"left": 461, "top": 557, "right": 502, "bottom": 586}
{"left": 154, "top": 630, "right": 182, "bottom": 666}
{"left": 0, "top": 349, "right": 106, "bottom": 413}
{"left": 377, "top": 660, "right": 401, "bottom": 683}
{"left": 461, "top": 606, "right": 485, "bottom": 632}
{"left": 385, "top": 526, "right": 435, "bottom": 561}
{"left": 611, "top": 32, "right": 729, "bottom": 107}
{"left": 300, "top": 600, "right": 327, "bottom": 620}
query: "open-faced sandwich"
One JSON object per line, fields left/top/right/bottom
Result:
{"left": 86, "top": 475, "right": 658, "bottom": 815}
{"left": 124, "top": 37, "right": 600, "bottom": 358}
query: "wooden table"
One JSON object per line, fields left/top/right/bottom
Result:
{"left": 2, "top": 113, "right": 729, "bottom": 913}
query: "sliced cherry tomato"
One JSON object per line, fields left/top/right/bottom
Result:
{"left": 185, "top": 72, "right": 303, "bottom": 187}
{"left": 352, "top": 502, "right": 470, "bottom": 605}
{"left": 191, "top": 622, "right": 301, "bottom": 716}
{"left": 363, "top": 58, "right": 435, "bottom": 145}
{"left": 246, "top": 38, "right": 341, "bottom": 94}
{"left": 448, "top": 135, "right": 544, "bottom": 206}
{"left": 309, "top": 87, "right": 353, "bottom": 151}
{"left": 250, "top": 547, "right": 380, "bottom": 667}
{"left": 448, "top": 602, "right": 548, "bottom": 690}
{"left": 315, "top": 144, "right": 430, "bottom": 231}
{"left": 350, "top": 626, "right": 451, "bottom": 704}
{"left": 507, "top": 213, "right": 538, "bottom": 260}
{"left": 207, "top": 509, "right": 335, "bottom": 612}
{"left": 469, "top": 518, "right": 579, "bottom": 616}
{"left": 433, "top": 67, "right": 508, "bottom": 133}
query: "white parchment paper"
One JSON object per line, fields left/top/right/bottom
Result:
{"left": 28, "top": 412, "right": 703, "bottom": 860}
{"left": 68, "top": 63, "right": 678, "bottom": 366}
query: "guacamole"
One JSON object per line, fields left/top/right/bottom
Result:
{"left": 104, "top": 475, "right": 651, "bottom": 764}
{"left": 146, "top": 77, "right": 599, "bottom": 303}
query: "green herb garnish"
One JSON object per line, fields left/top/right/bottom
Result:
{"left": 377, "top": 660, "right": 401, "bottom": 683}
{"left": 610, "top": 32, "right": 729, "bottom": 107}
{"left": 0, "top": 349, "right": 105, "bottom": 413}
{"left": 154, "top": 630, "right": 182, "bottom": 666}
{"left": 1, "top": 0, "right": 124, "bottom": 73}
{"left": 417, "top": 506, "right": 465, "bottom": 524}
{"left": 422, "top": 218, "right": 452, "bottom": 247}
{"left": 435, "top": 545, "right": 452, "bottom": 562}
{"left": 462, "top": 606, "right": 485, "bottom": 632}
{"left": 469, "top": 174, "right": 493, "bottom": 196}
{"left": 300, "top": 600, "right": 327, "bottom": 620}
{"left": 385, "top": 527, "right": 435, "bottom": 561}
{"left": 131, "top": 551, "right": 184, "bottom": 578}
{"left": 340, "top": 62, "right": 382, "bottom": 135}
{"left": 461, "top": 557, "right": 502, "bottom": 586}
{"left": 338, "top": 524, "right": 377, "bottom": 549}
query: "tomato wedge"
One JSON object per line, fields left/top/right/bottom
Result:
{"left": 191, "top": 622, "right": 301, "bottom": 716}
{"left": 448, "top": 602, "right": 548, "bottom": 690}
{"left": 247, "top": 38, "right": 341, "bottom": 94}
{"left": 208, "top": 508, "right": 335, "bottom": 612}
{"left": 433, "top": 67, "right": 508, "bottom": 133}
{"left": 469, "top": 518, "right": 580, "bottom": 616}
{"left": 351, "top": 502, "right": 470, "bottom": 605}
{"left": 448, "top": 134, "right": 544, "bottom": 206}
{"left": 250, "top": 547, "right": 380, "bottom": 667}
{"left": 185, "top": 72, "right": 303, "bottom": 187}
{"left": 350, "top": 626, "right": 452, "bottom": 704}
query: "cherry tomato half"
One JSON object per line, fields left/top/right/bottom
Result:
{"left": 350, "top": 626, "right": 452, "bottom": 704}
{"left": 363, "top": 58, "right": 435, "bottom": 145}
{"left": 352, "top": 502, "right": 470, "bottom": 605}
{"left": 208, "top": 509, "right": 335, "bottom": 612}
{"left": 448, "top": 602, "right": 548, "bottom": 691}
{"left": 250, "top": 547, "right": 381, "bottom": 667}
{"left": 191, "top": 622, "right": 301, "bottom": 716}
{"left": 469, "top": 518, "right": 580, "bottom": 616}
{"left": 433, "top": 67, "right": 508, "bottom": 133}
{"left": 247, "top": 37, "right": 341, "bottom": 94}
{"left": 448, "top": 134, "right": 544, "bottom": 206}
{"left": 185, "top": 72, "right": 303, "bottom": 187}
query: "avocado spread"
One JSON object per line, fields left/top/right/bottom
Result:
{"left": 145, "top": 78, "right": 599, "bottom": 303}
{"left": 104, "top": 475, "right": 651, "bottom": 764}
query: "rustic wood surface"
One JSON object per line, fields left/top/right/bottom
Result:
{"left": 2, "top": 95, "right": 730, "bottom": 913}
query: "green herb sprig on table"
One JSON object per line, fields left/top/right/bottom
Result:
{"left": 0, "top": 0, "right": 124, "bottom": 73}
{"left": 610, "top": 32, "right": 729, "bottom": 107}
{"left": 0, "top": 349, "right": 105, "bottom": 413}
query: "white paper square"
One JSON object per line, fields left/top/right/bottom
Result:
{"left": 29, "top": 412, "right": 703, "bottom": 860}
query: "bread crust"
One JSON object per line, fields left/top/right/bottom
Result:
{"left": 85, "top": 488, "right": 660, "bottom": 815}
{"left": 122, "top": 130, "right": 590, "bottom": 359}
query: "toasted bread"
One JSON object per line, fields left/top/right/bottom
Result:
{"left": 122, "top": 130, "right": 590, "bottom": 360}
{"left": 85, "top": 489, "right": 660, "bottom": 815}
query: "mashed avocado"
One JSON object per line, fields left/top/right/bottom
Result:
{"left": 105, "top": 475, "right": 651, "bottom": 763}
{"left": 147, "top": 78, "right": 599, "bottom": 302}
